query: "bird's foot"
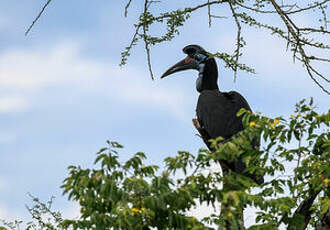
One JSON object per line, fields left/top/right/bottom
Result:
{"left": 192, "top": 118, "right": 201, "bottom": 130}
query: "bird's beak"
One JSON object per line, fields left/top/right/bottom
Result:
{"left": 161, "top": 56, "right": 198, "bottom": 78}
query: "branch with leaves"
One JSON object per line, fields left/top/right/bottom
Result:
{"left": 1, "top": 99, "right": 329, "bottom": 230}
{"left": 26, "top": 0, "right": 329, "bottom": 93}
{"left": 121, "top": 0, "right": 329, "bottom": 93}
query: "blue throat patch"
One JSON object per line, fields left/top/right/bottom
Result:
{"left": 196, "top": 63, "right": 205, "bottom": 92}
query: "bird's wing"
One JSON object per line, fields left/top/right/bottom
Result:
{"left": 197, "top": 90, "right": 263, "bottom": 184}
{"left": 225, "top": 91, "right": 252, "bottom": 111}
{"left": 196, "top": 90, "right": 252, "bottom": 140}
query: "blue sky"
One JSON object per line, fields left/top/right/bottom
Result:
{"left": 0, "top": 0, "right": 329, "bottom": 224}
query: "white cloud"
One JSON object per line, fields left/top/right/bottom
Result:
{"left": 0, "top": 96, "right": 28, "bottom": 113}
{"left": 0, "top": 42, "right": 102, "bottom": 112}
{"left": 0, "top": 43, "right": 102, "bottom": 91}
{"left": 0, "top": 42, "right": 190, "bottom": 119}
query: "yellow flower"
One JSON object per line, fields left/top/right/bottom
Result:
{"left": 249, "top": 121, "right": 256, "bottom": 127}
{"left": 290, "top": 115, "right": 294, "bottom": 119}
{"left": 131, "top": 208, "right": 140, "bottom": 214}
{"left": 227, "top": 212, "right": 232, "bottom": 218}
{"left": 141, "top": 207, "right": 146, "bottom": 212}
{"left": 297, "top": 113, "right": 301, "bottom": 118}
{"left": 271, "top": 119, "right": 280, "bottom": 127}
{"left": 324, "top": 179, "right": 330, "bottom": 183}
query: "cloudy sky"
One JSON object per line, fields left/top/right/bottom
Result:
{"left": 0, "top": 0, "right": 329, "bottom": 225}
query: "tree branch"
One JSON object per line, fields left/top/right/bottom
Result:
{"left": 25, "top": 0, "right": 53, "bottom": 36}
{"left": 142, "top": 0, "right": 154, "bottom": 80}
{"left": 316, "top": 209, "right": 330, "bottom": 230}
{"left": 229, "top": 1, "right": 242, "bottom": 82}
{"left": 288, "top": 189, "right": 322, "bottom": 230}
{"left": 270, "top": 0, "right": 330, "bottom": 95}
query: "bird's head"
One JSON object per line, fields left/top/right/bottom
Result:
{"left": 161, "top": 44, "right": 210, "bottom": 78}
{"left": 161, "top": 44, "right": 218, "bottom": 92}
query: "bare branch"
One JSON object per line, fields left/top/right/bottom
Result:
{"left": 299, "top": 27, "right": 330, "bottom": 35}
{"left": 125, "top": 0, "right": 134, "bottom": 17}
{"left": 208, "top": 0, "right": 212, "bottom": 27}
{"left": 287, "top": 0, "right": 330, "bottom": 15}
{"left": 234, "top": 0, "right": 330, "bottom": 15}
{"left": 270, "top": 0, "right": 330, "bottom": 95}
{"left": 304, "top": 61, "right": 330, "bottom": 94}
{"left": 25, "top": 0, "right": 53, "bottom": 36}
{"left": 309, "top": 56, "right": 330, "bottom": 63}
{"left": 229, "top": 2, "right": 242, "bottom": 82}
{"left": 142, "top": 0, "right": 154, "bottom": 80}
{"left": 316, "top": 210, "right": 330, "bottom": 230}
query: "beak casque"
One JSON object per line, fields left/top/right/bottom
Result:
{"left": 161, "top": 57, "right": 198, "bottom": 78}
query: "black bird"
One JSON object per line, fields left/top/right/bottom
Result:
{"left": 161, "top": 44, "right": 263, "bottom": 185}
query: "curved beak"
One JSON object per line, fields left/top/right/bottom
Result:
{"left": 161, "top": 57, "right": 198, "bottom": 78}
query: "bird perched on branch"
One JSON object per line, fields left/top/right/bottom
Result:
{"left": 161, "top": 44, "right": 263, "bottom": 185}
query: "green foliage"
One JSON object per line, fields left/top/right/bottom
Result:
{"left": 0, "top": 194, "right": 63, "bottom": 230}
{"left": 59, "top": 99, "right": 329, "bottom": 229}
{"left": 1, "top": 99, "right": 329, "bottom": 229}
{"left": 60, "top": 141, "right": 208, "bottom": 229}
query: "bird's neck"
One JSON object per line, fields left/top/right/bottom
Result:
{"left": 196, "top": 58, "right": 219, "bottom": 92}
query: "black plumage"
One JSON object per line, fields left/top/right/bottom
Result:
{"left": 197, "top": 89, "right": 251, "bottom": 141}
{"left": 161, "top": 44, "right": 263, "bottom": 185}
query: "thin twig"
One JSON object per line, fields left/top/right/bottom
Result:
{"left": 309, "top": 56, "right": 330, "bottom": 63}
{"left": 287, "top": 0, "right": 330, "bottom": 15}
{"left": 270, "top": 0, "right": 330, "bottom": 95}
{"left": 208, "top": 0, "right": 212, "bottom": 27}
{"left": 299, "top": 27, "right": 330, "bottom": 34}
{"left": 308, "top": 63, "right": 330, "bottom": 83}
{"left": 125, "top": 0, "right": 134, "bottom": 17}
{"left": 143, "top": 0, "right": 154, "bottom": 80}
{"left": 305, "top": 61, "right": 330, "bottom": 94}
{"left": 235, "top": 0, "right": 330, "bottom": 15}
{"left": 229, "top": 1, "right": 242, "bottom": 82}
{"left": 25, "top": 0, "right": 53, "bottom": 36}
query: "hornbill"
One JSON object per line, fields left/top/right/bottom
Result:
{"left": 161, "top": 44, "right": 263, "bottom": 185}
